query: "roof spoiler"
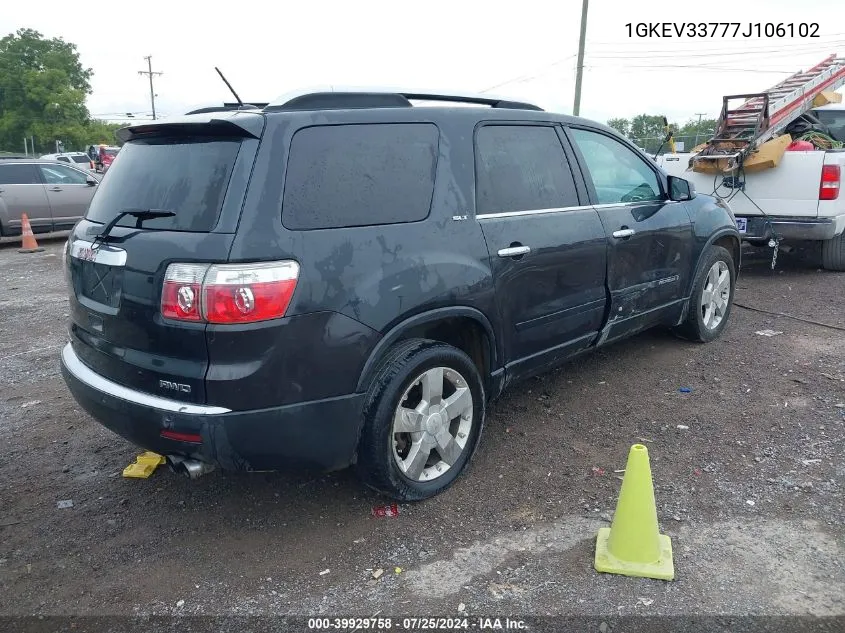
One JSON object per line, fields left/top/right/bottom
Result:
{"left": 116, "top": 111, "right": 265, "bottom": 143}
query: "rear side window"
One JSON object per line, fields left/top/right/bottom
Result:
{"left": 0, "top": 163, "right": 40, "bottom": 185}
{"left": 85, "top": 137, "right": 242, "bottom": 231}
{"left": 71, "top": 155, "right": 90, "bottom": 164}
{"left": 283, "top": 123, "right": 438, "bottom": 230}
{"left": 474, "top": 125, "right": 579, "bottom": 214}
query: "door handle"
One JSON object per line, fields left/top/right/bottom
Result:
{"left": 497, "top": 245, "right": 531, "bottom": 258}
{"left": 49, "top": 187, "right": 63, "bottom": 192}
{"left": 612, "top": 228, "right": 635, "bottom": 239}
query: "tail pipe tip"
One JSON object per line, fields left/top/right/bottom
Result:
{"left": 167, "top": 455, "right": 215, "bottom": 479}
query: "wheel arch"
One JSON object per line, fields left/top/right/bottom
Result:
{"left": 687, "top": 229, "right": 741, "bottom": 296}
{"left": 356, "top": 307, "right": 500, "bottom": 395}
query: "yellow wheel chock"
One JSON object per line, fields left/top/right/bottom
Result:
{"left": 122, "top": 452, "right": 166, "bottom": 479}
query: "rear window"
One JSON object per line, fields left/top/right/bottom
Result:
{"left": 813, "top": 110, "right": 845, "bottom": 143}
{"left": 282, "top": 123, "right": 438, "bottom": 230}
{"left": 85, "top": 137, "right": 241, "bottom": 231}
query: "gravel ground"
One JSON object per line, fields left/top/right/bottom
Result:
{"left": 0, "top": 239, "right": 843, "bottom": 625}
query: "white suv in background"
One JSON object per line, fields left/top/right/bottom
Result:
{"left": 39, "top": 152, "right": 96, "bottom": 174}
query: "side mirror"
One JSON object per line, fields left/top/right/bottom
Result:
{"left": 86, "top": 175, "right": 98, "bottom": 186}
{"left": 668, "top": 175, "right": 694, "bottom": 201}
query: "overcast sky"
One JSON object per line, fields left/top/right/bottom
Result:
{"left": 3, "top": 0, "right": 843, "bottom": 128}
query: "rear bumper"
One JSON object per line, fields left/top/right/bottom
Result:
{"left": 60, "top": 343, "right": 365, "bottom": 472}
{"left": 737, "top": 215, "right": 842, "bottom": 242}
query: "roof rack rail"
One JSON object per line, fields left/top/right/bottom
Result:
{"left": 264, "top": 86, "right": 543, "bottom": 112}
{"left": 184, "top": 102, "right": 267, "bottom": 115}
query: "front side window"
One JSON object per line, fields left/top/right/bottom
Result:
{"left": 39, "top": 164, "right": 89, "bottom": 185}
{"left": 283, "top": 123, "right": 438, "bottom": 230}
{"left": 570, "top": 128, "right": 662, "bottom": 205}
{"left": 0, "top": 164, "right": 40, "bottom": 185}
{"left": 474, "top": 125, "right": 579, "bottom": 214}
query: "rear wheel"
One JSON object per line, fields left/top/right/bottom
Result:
{"left": 674, "top": 245, "right": 736, "bottom": 343}
{"left": 821, "top": 232, "right": 845, "bottom": 271}
{"left": 355, "top": 339, "right": 485, "bottom": 501}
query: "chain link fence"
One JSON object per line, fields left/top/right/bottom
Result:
{"left": 630, "top": 132, "right": 715, "bottom": 156}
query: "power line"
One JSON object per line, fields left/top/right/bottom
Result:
{"left": 588, "top": 41, "right": 845, "bottom": 60}
{"left": 138, "top": 56, "right": 163, "bottom": 120}
{"left": 586, "top": 63, "right": 796, "bottom": 73}
{"left": 479, "top": 55, "right": 576, "bottom": 93}
{"left": 585, "top": 32, "right": 845, "bottom": 52}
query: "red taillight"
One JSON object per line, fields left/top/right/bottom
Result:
{"left": 160, "top": 261, "right": 299, "bottom": 324}
{"left": 161, "top": 263, "right": 205, "bottom": 321}
{"left": 820, "top": 165, "right": 841, "bottom": 201}
{"left": 160, "top": 429, "right": 202, "bottom": 443}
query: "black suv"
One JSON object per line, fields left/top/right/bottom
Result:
{"left": 61, "top": 90, "right": 740, "bottom": 500}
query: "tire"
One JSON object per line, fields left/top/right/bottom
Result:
{"left": 354, "top": 338, "right": 485, "bottom": 501}
{"left": 674, "top": 245, "right": 736, "bottom": 343}
{"left": 821, "top": 232, "right": 845, "bottom": 271}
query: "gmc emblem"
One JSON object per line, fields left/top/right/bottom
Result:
{"left": 159, "top": 380, "right": 192, "bottom": 394}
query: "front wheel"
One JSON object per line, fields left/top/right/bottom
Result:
{"left": 674, "top": 245, "right": 736, "bottom": 343}
{"left": 354, "top": 339, "right": 485, "bottom": 501}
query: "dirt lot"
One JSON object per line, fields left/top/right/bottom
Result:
{"left": 0, "top": 239, "right": 843, "bottom": 625}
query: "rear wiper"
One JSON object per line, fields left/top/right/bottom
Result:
{"left": 93, "top": 208, "right": 176, "bottom": 243}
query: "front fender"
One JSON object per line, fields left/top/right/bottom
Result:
{"left": 685, "top": 194, "right": 742, "bottom": 296}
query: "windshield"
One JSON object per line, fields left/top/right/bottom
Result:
{"left": 85, "top": 137, "right": 242, "bottom": 231}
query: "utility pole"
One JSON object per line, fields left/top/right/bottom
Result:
{"left": 572, "top": 0, "right": 589, "bottom": 116}
{"left": 693, "top": 112, "right": 708, "bottom": 146}
{"left": 138, "top": 55, "right": 163, "bottom": 120}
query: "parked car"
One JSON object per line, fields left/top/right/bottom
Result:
{"left": 658, "top": 102, "right": 845, "bottom": 270}
{"left": 86, "top": 145, "right": 120, "bottom": 174}
{"left": 0, "top": 158, "right": 99, "bottom": 236}
{"left": 40, "top": 152, "right": 97, "bottom": 173}
{"left": 60, "top": 89, "right": 740, "bottom": 500}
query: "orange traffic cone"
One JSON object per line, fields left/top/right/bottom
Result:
{"left": 18, "top": 214, "right": 44, "bottom": 253}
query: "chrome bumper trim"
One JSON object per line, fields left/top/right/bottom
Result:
{"left": 61, "top": 343, "right": 230, "bottom": 415}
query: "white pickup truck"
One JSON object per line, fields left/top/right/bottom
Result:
{"left": 658, "top": 103, "right": 845, "bottom": 271}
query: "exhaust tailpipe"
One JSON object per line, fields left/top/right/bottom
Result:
{"left": 167, "top": 456, "right": 215, "bottom": 479}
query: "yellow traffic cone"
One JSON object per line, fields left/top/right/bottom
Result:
{"left": 594, "top": 444, "right": 674, "bottom": 580}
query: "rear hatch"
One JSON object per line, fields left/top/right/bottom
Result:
{"left": 65, "top": 113, "right": 263, "bottom": 405}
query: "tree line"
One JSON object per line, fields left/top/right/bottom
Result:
{"left": 606, "top": 114, "right": 718, "bottom": 155}
{"left": 0, "top": 28, "right": 123, "bottom": 155}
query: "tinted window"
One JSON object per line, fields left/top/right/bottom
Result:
{"left": 39, "top": 164, "right": 89, "bottom": 185}
{"left": 71, "top": 155, "right": 90, "bottom": 164}
{"left": 57, "top": 156, "right": 70, "bottom": 162}
{"left": 0, "top": 163, "right": 40, "bottom": 185}
{"left": 283, "top": 123, "right": 438, "bottom": 230}
{"left": 85, "top": 137, "right": 241, "bottom": 232}
{"left": 570, "top": 128, "right": 662, "bottom": 204}
{"left": 474, "top": 125, "right": 579, "bottom": 214}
